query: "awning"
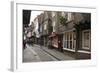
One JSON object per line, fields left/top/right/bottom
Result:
{"left": 61, "top": 28, "right": 75, "bottom": 34}
{"left": 49, "top": 32, "right": 58, "bottom": 38}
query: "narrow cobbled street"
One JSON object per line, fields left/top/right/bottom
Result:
{"left": 23, "top": 44, "right": 75, "bottom": 62}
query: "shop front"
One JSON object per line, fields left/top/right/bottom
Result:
{"left": 63, "top": 30, "right": 76, "bottom": 52}
{"left": 49, "top": 32, "right": 63, "bottom": 51}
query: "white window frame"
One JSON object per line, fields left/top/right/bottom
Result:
{"left": 63, "top": 31, "right": 76, "bottom": 52}
{"left": 82, "top": 30, "right": 91, "bottom": 50}
{"left": 67, "top": 13, "right": 72, "bottom": 21}
{"left": 52, "top": 11, "right": 56, "bottom": 17}
{"left": 44, "top": 22, "right": 47, "bottom": 30}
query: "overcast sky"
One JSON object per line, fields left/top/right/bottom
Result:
{"left": 29, "top": 11, "right": 44, "bottom": 38}
{"left": 29, "top": 11, "right": 44, "bottom": 25}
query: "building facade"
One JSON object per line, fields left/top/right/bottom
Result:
{"left": 49, "top": 11, "right": 91, "bottom": 59}
{"left": 59, "top": 12, "right": 91, "bottom": 59}
{"left": 31, "top": 11, "right": 91, "bottom": 59}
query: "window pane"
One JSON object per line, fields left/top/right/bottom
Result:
{"left": 64, "top": 41, "right": 67, "bottom": 48}
{"left": 65, "top": 33, "right": 66, "bottom": 40}
{"left": 70, "top": 33, "right": 72, "bottom": 40}
{"left": 84, "top": 31, "right": 89, "bottom": 48}
{"left": 67, "top": 41, "right": 69, "bottom": 48}
{"left": 68, "top": 13, "right": 72, "bottom": 21}
{"left": 73, "top": 32, "right": 76, "bottom": 49}
{"left": 70, "top": 41, "right": 72, "bottom": 49}
{"left": 67, "top": 33, "right": 69, "bottom": 40}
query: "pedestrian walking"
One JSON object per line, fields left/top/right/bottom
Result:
{"left": 47, "top": 39, "right": 52, "bottom": 49}
{"left": 23, "top": 35, "right": 26, "bottom": 49}
{"left": 58, "top": 40, "right": 63, "bottom": 52}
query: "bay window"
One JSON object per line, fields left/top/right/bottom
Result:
{"left": 63, "top": 31, "right": 76, "bottom": 51}
{"left": 82, "top": 30, "right": 91, "bottom": 50}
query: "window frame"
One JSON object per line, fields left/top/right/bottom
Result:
{"left": 63, "top": 31, "right": 76, "bottom": 52}
{"left": 82, "top": 30, "right": 91, "bottom": 50}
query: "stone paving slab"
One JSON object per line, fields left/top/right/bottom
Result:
{"left": 23, "top": 45, "right": 41, "bottom": 62}
{"left": 23, "top": 44, "right": 75, "bottom": 63}
{"left": 23, "top": 44, "right": 58, "bottom": 62}
{"left": 35, "top": 44, "right": 75, "bottom": 61}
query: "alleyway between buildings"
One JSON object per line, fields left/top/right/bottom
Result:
{"left": 23, "top": 44, "right": 75, "bottom": 62}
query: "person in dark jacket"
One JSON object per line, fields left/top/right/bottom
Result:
{"left": 23, "top": 35, "right": 26, "bottom": 49}
{"left": 47, "top": 39, "right": 52, "bottom": 49}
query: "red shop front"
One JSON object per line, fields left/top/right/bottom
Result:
{"left": 49, "top": 32, "right": 63, "bottom": 49}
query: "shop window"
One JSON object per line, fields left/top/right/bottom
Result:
{"left": 63, "top": 32, "right": 76, "bottom": 50}
{"left": 82, "top": 30, "right": 91, "bottom": 50}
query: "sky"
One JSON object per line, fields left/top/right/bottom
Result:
{"left": 29, "top": 10, "right": 44, "bottom": 25}
{"left": 29, "top": 10, "right": 44, "bottom": 38}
